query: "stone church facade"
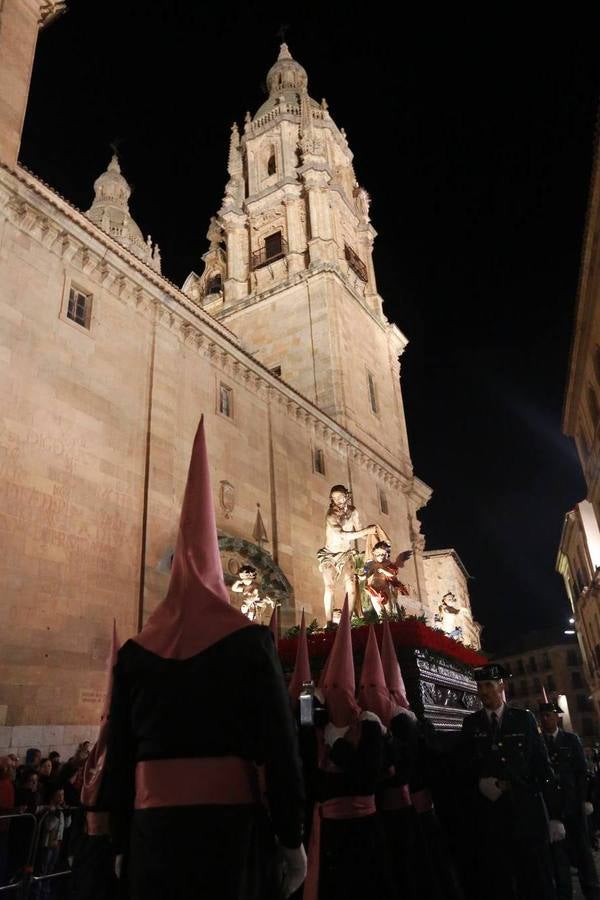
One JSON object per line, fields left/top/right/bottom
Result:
{"left": 0, "top": 2, "right": 479, "bottom": 744}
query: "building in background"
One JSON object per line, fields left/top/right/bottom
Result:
{"left": 560, "top": 125, "right": 600, "bottom": 722}
{"left": 0, "top": 1, "right": 478, "bottom": 746}
{"left": 557, "top": 500, "right": 600, "bottom": 722}
{"left": 493, "top": 628, "right": 598, "bottom": 742}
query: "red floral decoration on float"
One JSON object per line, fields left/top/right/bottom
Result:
{"left": 278, "top": 619, "right": 487, "bottom": 672}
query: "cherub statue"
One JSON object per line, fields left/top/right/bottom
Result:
{"left": 231, "top": 565, "right": 274, "bottom": 624}
{"left": 434, "top": 591, "right": 462, "bottom": 639}
{"left": 363, "top": 541, "right": 412, "bottom": 618}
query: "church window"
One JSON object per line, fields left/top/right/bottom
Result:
{"left": 378, "top": 487, "right": 389, "bottom": 515}
{"left": 587, "top": 385, "right": 600, "bottom": 431}
{"left": 218, "top": 384, "right": 233, "bottom": 419}
{"left": 206, "top": 273, "right": 222, "bottom": 295}
{"left": 265, "top": 230, "right": 283, "bottom": 261}
{"left": 344, "top": 244, "right": 368, "bottom": 282}
{"left": 313, "top": 448, "right": 326, "bottom": 476}
{"left": 267, "top": 153, "right": 277, "bottom": 176}
{"left": 67, "top": 287, "right": 92, "bottom": 329}
{"left": 367, "top": 372, "right": 379, "bottom": 414}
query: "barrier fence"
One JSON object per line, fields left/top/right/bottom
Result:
{"left": 0, "top": 810, "right": 74, "bottom": 900}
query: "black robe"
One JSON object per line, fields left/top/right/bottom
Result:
{"left": 378, "top": 712, "right": 419, "bottom": 900}
{"left": 101, "top": 625, "right": 305, "bottom": 900}
{"left": 311, "top": 720, "right": 394, "bottom": 900}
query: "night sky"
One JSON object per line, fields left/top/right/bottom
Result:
{"left": 20, "top": 2, "right": 600, "bottom": 649}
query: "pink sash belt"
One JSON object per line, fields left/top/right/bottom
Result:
{"left": 380, "top": 783, "right": 412, "bottom": 811}
{"left": 135, "top": 756, "right": 260, "bottom": 809}
{"left": 304, "top": 795, "right": 376, "bottom": 900}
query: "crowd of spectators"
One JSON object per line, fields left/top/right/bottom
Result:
{"left": 0, "top": 742, "right": 90, "bottom": 896}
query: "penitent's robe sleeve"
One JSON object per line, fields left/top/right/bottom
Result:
{"left": 255, "top": 629, "right": 305, "bottom": 848}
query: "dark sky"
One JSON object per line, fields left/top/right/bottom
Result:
{"left": 21, "top": 2, "right": 600, "bottom": 649}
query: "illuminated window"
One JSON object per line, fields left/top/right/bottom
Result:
{"left": 67, "top": 287, "right": 92, "bottom": 329}
{"left": 218, "top": 384, "right": 233, "bottom": 418}
{"left": 313, "top": 448, "right": 325, "bottom": 476}
{"left": 367, "top": 372, "right": 378, "bottom": 414}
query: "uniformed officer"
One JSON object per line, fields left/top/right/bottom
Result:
{"left": 458, "top": 664, "right": 557, "bottom": 900}
{"left": 540, "top": 701, "right": 600, "bottom": 900}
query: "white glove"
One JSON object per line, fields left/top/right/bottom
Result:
{"left": 114, "top": 854, "right": 124, "bottom": 879}
{"left": 324, "top": 722, "right": 349, "bottom": 747}
{"left": 359, "top": 710, "right": 386, "bottom": 733}
{"left": 549, "top": 819, "right": 567, "bottom": 843}
{"left": 478, "top": 776, "right": 503, "bottom": 803}
{"left": 280, "top": 844, "right": 307, "bottom": 898}
{"left": 391, "top": 705, "right": 417, "bottom": 723}
{"left": 584, "top": 801, "right": 594, "bottom": 816}
{"left": 67, "top": 856, "right": 74, "bottom": 868}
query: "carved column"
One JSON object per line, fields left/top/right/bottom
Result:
{"left": 283, "top": 185, "right": 306, "bottom": 275}
{"left": 221, "top": 209, "right": 249, "bottom": 306}
{"left": 301, "top": 168, "right": 336, "bottom": 264}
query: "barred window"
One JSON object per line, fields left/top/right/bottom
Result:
{"left": 313, "top": 448, "right": 325, "bottom": 476}
{"left": 67, "top": 287, "right": 92, "bottom": 329}
{"left": 219, "top": 384, "right": 233, "bottom": 418}
{"left": 344, "top": 244, "right": 368, "bottom": 282}
{"left": 367, "top": 372, "right": 378, "bottom": 414}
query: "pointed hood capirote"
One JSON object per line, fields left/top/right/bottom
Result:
{"left": 319, "top": 597, "right": 360, "bottom": 727}
{"left": 288, "top": 610, "right": 312, "bottom": 704}
{"left": 134, "top": 416, "right": 252, "bottom": 660}
{"left": 81, "top": 620, "right": 120, "bottom": 808}
{"left": 357, "top": 626, "right": 395, "bottom": 726}
{"left": 381, "top": 620, "right": 410, "bottom": 709}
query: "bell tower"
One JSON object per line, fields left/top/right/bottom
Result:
{"left": 183, "top": 45, "right": 412, "bottom": 476}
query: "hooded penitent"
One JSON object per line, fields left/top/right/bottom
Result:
{"left": 357, "top": 626, "right": 395, "bottom": 726}
{"left": 380, "top": 620, "right": 410, "bottom": 709}
{"left": 81, "top": 619, "right": 120, "bottom": 815}
{"left": 319, "top": 596, "right": 360, "bottom": 727}
{"left": 288, "top": 610, "right": 312, "bottom": 704}
{"left": 133, "top": 416, "right": 251, "bottom": 659}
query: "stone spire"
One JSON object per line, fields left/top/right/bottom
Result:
{"left": 86, "top": 153, "right": 161, "bottom": 272}
{"left": 222, "top": 123, "right": 244, "bottom": 210}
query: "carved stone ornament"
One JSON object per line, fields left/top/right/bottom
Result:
{"left": 219, "top": 480, "right": 235, "bottom": 519}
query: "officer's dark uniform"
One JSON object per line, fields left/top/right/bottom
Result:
{"left": 459, "top": 666, "right": 557, "bottom": 900}
{"left": 543, "top": 718, "right": 600, "bottom": 900}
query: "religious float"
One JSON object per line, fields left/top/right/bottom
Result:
{"left": 278, "top": 616, "right": 486, "bottom": 733}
